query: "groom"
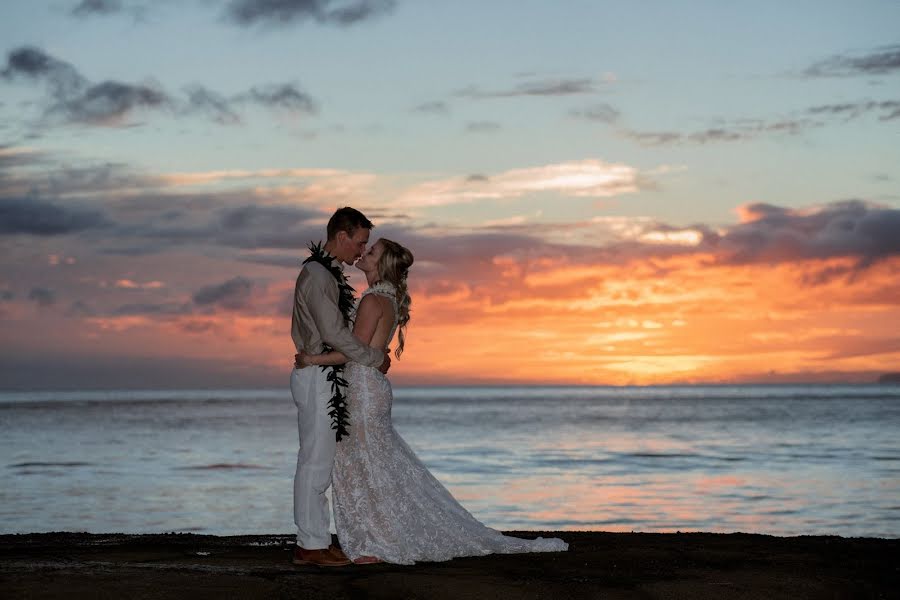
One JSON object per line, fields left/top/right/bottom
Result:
{"left": 290, "top": 206, "right": 390, "bottom": 567}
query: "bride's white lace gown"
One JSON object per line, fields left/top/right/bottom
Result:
{"left": 332, "top": 283, "right": 568, "bottom": 564}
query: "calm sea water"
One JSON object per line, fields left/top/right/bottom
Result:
{"left": 1, "top": 385, "right": 898, "bottom": 538}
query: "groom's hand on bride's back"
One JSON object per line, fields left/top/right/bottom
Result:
{"left": 378, "top": 350, "right": 391, "bottom": 374}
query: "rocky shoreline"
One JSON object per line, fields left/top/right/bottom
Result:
{"left": 2, "top": 531, "right": 897, "bottom": 599}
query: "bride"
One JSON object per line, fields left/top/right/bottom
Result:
{"left": 297, "top": 238, "right": 568, "bottom": 565}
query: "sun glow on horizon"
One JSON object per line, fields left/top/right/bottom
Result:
{"left": 13, "top": 245, "right": 891, "bottom": 387}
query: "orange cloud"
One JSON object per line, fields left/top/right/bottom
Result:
{"left": 390, "top": 254, "right": 900, "bottom": 385}
{"left": 12, "top": 252, "right": 899, "bottom": 386}
{"left": 114, "top": 279, "right": 165, "bottom": 289}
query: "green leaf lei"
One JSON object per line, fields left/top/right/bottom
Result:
{"left": 303, "top": 241, "right": 356, "bottom": 442}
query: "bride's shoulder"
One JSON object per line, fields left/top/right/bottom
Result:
{"left": 359, "top": 289, "right": 392, "bottom": 306}
{"left": 356, "top": 291, "right": 392, "bottom": 320}
{"left": 363, "top": 282, "right": 397, "bottom": 306}
{"left": 361, "top": 282, "right": 394, "bottom": 301}
{"left": 364, "top": 281, "right": 397, "bottom": 298}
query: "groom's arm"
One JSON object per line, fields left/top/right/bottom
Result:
{"left": 297, "top": 295, "right": 385, "bottom": 367}
{"left": 299, "top": 266, "right": 385, "bottom": 369}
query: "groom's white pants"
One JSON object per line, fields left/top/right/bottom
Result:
{"left": 291, "top": 366, "right": 336, "bottom": 549}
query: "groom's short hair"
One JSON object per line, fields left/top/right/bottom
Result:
{"left": 327, "top": 207, "right": 374, "bottom": 240}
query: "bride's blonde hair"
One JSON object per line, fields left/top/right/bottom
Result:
{"left": 376, "top": 238, "right": 413, "bottom": 358}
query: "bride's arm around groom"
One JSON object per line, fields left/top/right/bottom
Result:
{"left": 297, "top": 292, "right": 386, "bottom": 368}
{"left": 292, "top": 261, "right": 386, "bottom": 370}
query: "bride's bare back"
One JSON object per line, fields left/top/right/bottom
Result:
{"left": 352, "top": 292, "right": 397, "bottom": 352}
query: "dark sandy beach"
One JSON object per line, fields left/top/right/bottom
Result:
{"left": 1, "top": 531, "right": 897, "bottom": 599}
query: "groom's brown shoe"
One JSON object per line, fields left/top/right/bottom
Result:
{"left": 292, "top": 546, "right": 352, "bottom": 567}
{"left": 327, "top": 545, "right": 351, "bottom": 563}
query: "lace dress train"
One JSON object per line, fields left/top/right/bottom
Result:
{"left": 331, "top": 288, "right": 567, "bottom": 565}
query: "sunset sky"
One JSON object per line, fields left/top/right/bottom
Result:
{"left": 1, "top": 0, "right": 898, "bottom": 388}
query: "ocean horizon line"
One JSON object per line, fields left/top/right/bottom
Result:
{"left": 2, "top": 380, "right": 899, "bottom": 394}
{"left": 2, "top": 382, "right": 898, "bottom": 407}
{"left": 3, "top": 529, "right": 894, "bottom": 539}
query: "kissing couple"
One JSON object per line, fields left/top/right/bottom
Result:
{"left": 290, "top": 207, "right": 568, "bottom": 566}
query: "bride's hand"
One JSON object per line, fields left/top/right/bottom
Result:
{"left": 294, "top": 351, "right": 315, "bottom": 368}
{"left": 377, "top": 349, "right": 391, "bottom": 374}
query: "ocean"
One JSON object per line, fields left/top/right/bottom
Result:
{"left": 1, "top": 385, "right": 898, "bottom": 538}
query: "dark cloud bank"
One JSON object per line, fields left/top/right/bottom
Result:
{"left": 805, "top": 44, "right": 900, "bottom": 77}
{"left": 455, "top": 78, "right": 597, "bottom": 100}
{"left": 68, "top": 0, "right": 397, "bottom": 27}
{"left": 0, "top": 197, "right": 111, "bottom": 235}
{"left": 1, "top": 46, "right": 315, "bottom": 127}
{"left": 71, "top": 0, "right": 125, "bottom": 18}
{"left": 223, "top": 0, "right": 397, "bottom": 27}
{"left": 27, "top": 287, "right": 57, "bottom": 307}
{"left": 714, "top": 201, "right": 900, "bottom": 268}
{"left": 192, "top": 277, "right": 255, "bottom": 311}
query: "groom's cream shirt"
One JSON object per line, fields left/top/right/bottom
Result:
{"left": 291, "top": 256, "right": 384, "bottom": 368}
